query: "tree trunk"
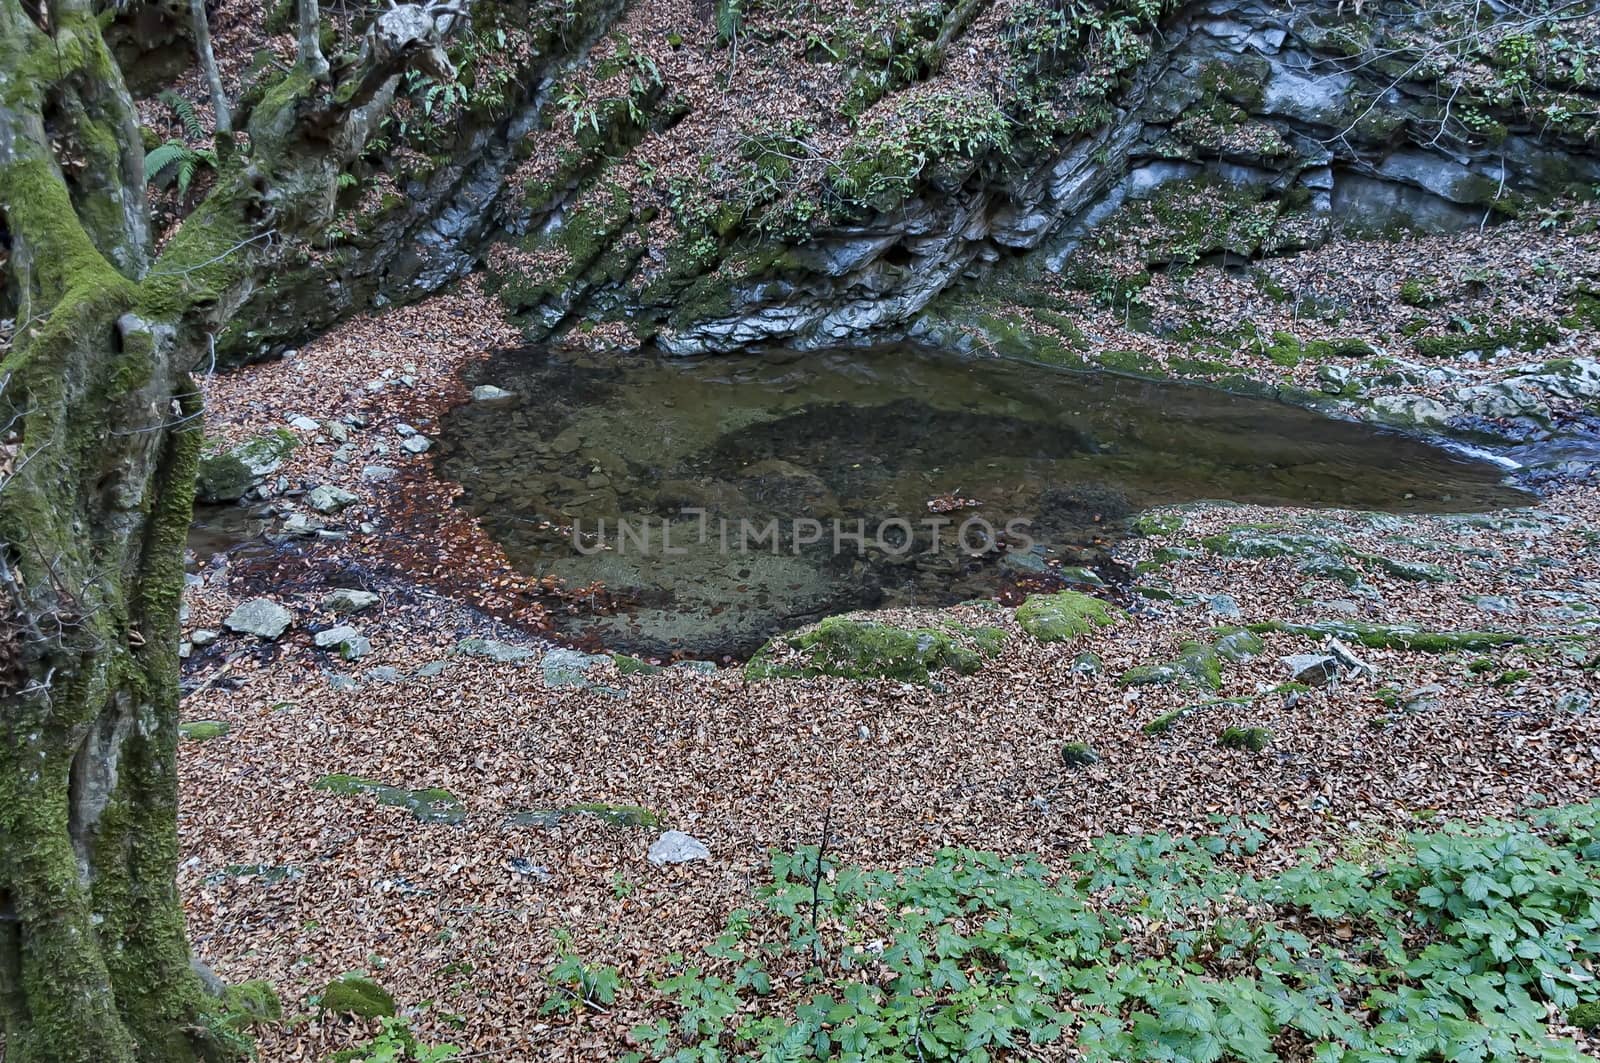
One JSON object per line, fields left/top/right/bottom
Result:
{"left": 0, "top": 0, "right": 467, "bottom": 1057}
{"left": 190, "top": 0, "right": 231, "bottom": 135}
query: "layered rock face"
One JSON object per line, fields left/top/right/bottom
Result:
{"left": 215, "top": 0, "right": 1598, "bottom": 363}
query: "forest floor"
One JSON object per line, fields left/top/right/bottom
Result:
{"left": 180, "top": 248, "right": 1600, "bottom": 1058}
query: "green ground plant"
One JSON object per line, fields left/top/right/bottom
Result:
{"left": 615, "top": 802, "right": 1600, "bottom": 1062}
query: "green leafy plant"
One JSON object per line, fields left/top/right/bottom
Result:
{"left": 333, "top": 1017, "right": 460, "bottom": 1063}
{"left": 615, "top": 802, "right": 1600, "bottom": 1061}
{"left": 543, "top": 938, "right": 623, "bottom": 1015}
{"left": 145, "top": 139, "right": 218, "bottom": 196}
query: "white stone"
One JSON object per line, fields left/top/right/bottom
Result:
{"left": 648, "top": 830, "right": 710, "bottom": 866}
{"left": 224, "top": 598, "right": 293, "bottom": 639}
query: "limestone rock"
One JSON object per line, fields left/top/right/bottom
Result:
{"left": 314, "top": 625, "right": 371, "bottom": 660}
{"left": 457, "top": 637, "right": 534, "bottom": 663}
{"left": 307, "top": 484, "right": 359, "bottom": 514}
{"left": 322, "top": 588, "right": 380, "bottom": 614}
{"left": 224, "top": 598, "right": 293, "bottom": 639}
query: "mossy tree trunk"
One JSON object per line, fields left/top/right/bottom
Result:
{"left": 0, "top": 1, "right": 466, "bottom": 1059}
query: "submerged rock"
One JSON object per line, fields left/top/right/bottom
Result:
{"left": 224, "top": 598, "right": 293, "bottom": 639}
{"left": 471, "top": 384, "right": 516, "bottom": 402}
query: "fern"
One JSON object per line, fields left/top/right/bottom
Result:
{"left": 715, "top": 0, "right": 742, "bottom": 46}
{"left": 159, "top": 90, "right": 208, "bottom": 139}
{"left": 145, "top": 138, "right": 217, "bottom": 196}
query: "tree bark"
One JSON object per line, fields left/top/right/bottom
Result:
{"left": 189, "top": 0, "right": 231, "bottom": 135}
{"left": 0, "top": 0, "right": 467, "bottom": 1058}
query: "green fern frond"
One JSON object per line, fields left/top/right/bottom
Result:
{"left": 715, "top": 0, "right": 742, "bottom": 45}
{"left": 144, "top": 140, "right": 191, "bottom": 182}
{"left": 159, "top": 90, "right": 208, "bottom": 139}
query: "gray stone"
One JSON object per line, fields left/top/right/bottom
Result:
{"left": 328, "top": 675, "right": 360, "bottom": 692}
{"left": 1369, "top": 393, "right": 1453, "bottom": 427}
{"left": 414, "top": 661, "right": 448, "bottom": 677}
{"left": 1281, "top": 653, "right": 1339, "bottom": 686}
{"left": 225, "top": 598, "right": 293, "bottom": 639}
{"left": 281, "top": 513, "right": 324, "bottom": 536}
{"left": 1206, "top": 594, "right": 1242, "bottom": 619}
{"left": 288, "top": 415, "right": 320, "bottom": 431}
{"left": 457, "top": 637, "right": 535, "bottom": 663}
{"left": 1473, "top": 595, "right": 1516, "bottom": 615}
{"left": 191, "top": 628, "right": 220, "bottom": 647}
{"left": 314, "top": 625, "right": 370, "bottom": 660}
{"left": 1402, "top": 684, "right": 1445, "bottom": 712}
{"left": 471, "top": 384, "right": 516, "bottom": 403}
{"left": 401, "top": 435, "right": 432, "bottom": 455}
{"left": 543, "top": 647, "right": 611, "bottom": 688}
{"left": 366, "top": 666, "right": 401, "bottom": 683}
{"left": 395, "top": 423, "right": 416, "bottom": 437}
{"left": 308, "top": 484, "right": 360, "bottom": 514}
{"left": 648, "top": 830, "right": 710, "bottom": 866}
{"left": 1555, "top": 691, "right": 1591, "bottom": 714}
{"left": 361, "top": 464, "right": 399, "bottom": 483}
{"left": 322, "top": 588, "right": 380, "bottom": 614}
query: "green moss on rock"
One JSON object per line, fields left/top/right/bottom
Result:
{"left": 314, "top": 774, "right": 466, "bottom": 825}
{"left": 319, "top": 975, "right": 394, "bottom": 1019}
{"left": 1059, "top": 742, "right": 1099, "bottom": 767}
{"left": 1120, "top": 640, "right": 1221, "bottom": 690}
{"left": 179, "top": 720, "right": 231, "bottom": 741}
{"left": 1218, "top": 726, "right": 1272, "bottom": 752}
{"left": 1248, "top": 620, "right": 1523, "bottom": 652}
{"left": 745, "top": 616, "right": 1002, "bottom": 685}
{"left": 1016, "top": 591, "right": 1120, "bottom": 642}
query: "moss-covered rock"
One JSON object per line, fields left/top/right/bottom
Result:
{"left": 1119, "top": 640, "right": 1222, "bottom": 690}
{"left": 1569, "top": 1001, "right": 1600, "bottom": 1031}
{"left": 744, "top": 616, "right": 1002, "bottom": 685}
{"left": 1247, "top": 620, "right": 1523, "bottom": 651}
{"left": 221, "top": 979, "right": 282, "bottom": 1024}
{"left": 179, "top": 720, "right": 231, "bottom": 741}
{"left": 1218, "top": 726, "right": 1273, "bottom": 751}
{"left": 319, "top": 975, "right": 394, "bottom": 1019}
{"left": 314, "top": 774, "right": 466, "bottom": 825}
{"left": 1212, "top": 627, "right": 1265, "bottom": 663}
{"left": 1143, "top": 697, "right": 1250, "bottom": 734}
{"left": 196, "top": 429, "right": 296, "bottom": 503}
{"left": 1059, "top": 742, "right": 1099, "bottom": 767}
{"left": 1016, "top": 591, "right": 1120, "bottom": 642}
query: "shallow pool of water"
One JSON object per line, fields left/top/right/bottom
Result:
{"left": 437, "top": 345, "right": 1527, "bottom": 658}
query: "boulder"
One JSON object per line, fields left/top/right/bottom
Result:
{"left": 224, "top": 598, "right": 293, "bottom": 639}
{"left": 1281, "top": 653, "right": 1339, "bottom": 685}
{"left": 542, "top": 647, "right": 612, "bottom": 689}
{"left": 1016, "top": 591, "right": 1121, "bottom": 642}
{"left": 195, "top": 431, "right": 296, "bottom": 503}
{"left": 401, "top": 435, "right": 432, "bottom": 455}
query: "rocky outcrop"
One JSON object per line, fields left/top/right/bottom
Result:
{"left": 217, "top": 0, "right": 1597, "bottom": 365}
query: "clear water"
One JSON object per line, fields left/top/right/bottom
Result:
{"left": 436, "top": 345, "right": 1527, "bottom": 658}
